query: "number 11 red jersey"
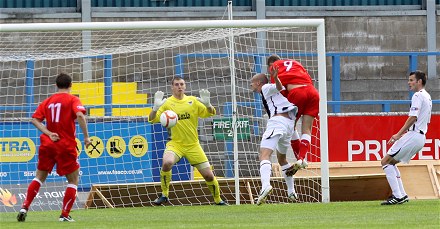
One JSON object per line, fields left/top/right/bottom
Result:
{"left": 32, "top": 93, "right": 86, "bottom": 148}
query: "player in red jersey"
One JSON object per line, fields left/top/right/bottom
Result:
{"left": 17, "top": 73, "right": 91, "bottom": 223}
{"left": 267, "top": 54, "right": 320, "bottom": 173}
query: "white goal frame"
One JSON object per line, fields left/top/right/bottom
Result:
{"left": 0, "top": 18, "right": 329, "bottom": 204}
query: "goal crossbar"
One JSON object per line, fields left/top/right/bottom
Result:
{"left": 0, "top": 19, "right": 324, "bottom": 32}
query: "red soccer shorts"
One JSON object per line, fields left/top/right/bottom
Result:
{"left": 37, "top": 144, "right": 79, "bottom": 176}
{"left": 286, "top": 84, "right": 319, "bottom": 119}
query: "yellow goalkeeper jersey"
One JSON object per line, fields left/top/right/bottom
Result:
{"left": 149, "top": 95, "right": 215, "bottom": 146}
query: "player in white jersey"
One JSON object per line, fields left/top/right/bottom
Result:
{"left": 250, "top": 68, "right": 298, "bottom": 205}
{"left": 381, "top": 70, "right": 432, "bottom": 205}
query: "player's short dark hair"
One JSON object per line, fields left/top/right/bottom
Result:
{"left": 56, "top": 72, "right": 72, "bottom": 89}
{"left": 171, "top": 77, "right": 185, "bottom": 85}
{"left": 267, "top": 54, "right": 281, "bottom": 66}
{"left": 409, "top": 70, "right": 427, "bottom": 86}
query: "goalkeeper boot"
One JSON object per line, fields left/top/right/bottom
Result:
{"left": 153, "top": 195, "right": 169, "bottom": 205}
{"left": 59, "top": 215, "right": 75, "bottom": 222}
{"left": 288, "top": 192, "right": 298, "bottom": 202}
{"left": 256, "top": 185, "right": 273, "bottom": 206}
{"left": 17, "top": 208, "right": 27, "bottom": 222}
{"left": 215, "top": 200, "right": 229, "bottom": 206}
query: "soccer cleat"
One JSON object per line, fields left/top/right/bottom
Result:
{"left": 285, "top": 166, "right": 299, "bottom": 176}
{"left": 297, "top": 159, "right": 308, "bottom": 169}
{"left": 285, "top": 159, "right": 307, "bottom": 176}
{"left": 17, "top": 208, "right": 27, "bottom": 222}
{"left": 215, "top": 200, "right": 229, "bottom": 206}
{"left": 153, "top": 195, "right": 169, "bottom": 205}
{"left": 59, "top": 215, "right": 75, "bottom": 222}
{"left": 288, "top": 192, "right": 298, "bottom": 201}
{"left": 381, "top": 195, "right": 403, "bottom": 205}
{"left": 256, "top": 185, "right": 273, "bottom": 206}
{"left": 399, "top": 195, "right": 409, "bottom": 204}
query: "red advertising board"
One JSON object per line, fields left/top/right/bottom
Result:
{"left": 326, "top": 114, "right": 439, "bottom": 162}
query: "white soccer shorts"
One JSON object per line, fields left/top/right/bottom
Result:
{"left": 260, "top": 116, "right": 295, "bottom": 154}
{"left": 387, "top": 130, "right": 426, "bottom": 163}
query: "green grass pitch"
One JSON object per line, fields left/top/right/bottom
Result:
{"left": 1, "top": 200, "right": 439, "bottom": 228}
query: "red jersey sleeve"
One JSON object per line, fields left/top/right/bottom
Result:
{"left": 32, "top": 101, "right": 47, "bottom": 121}
{"left": 71, "top": 96, "right": 86, "bottom": 115}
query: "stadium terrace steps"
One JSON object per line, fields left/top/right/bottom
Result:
{"left": 272, "top": 160, "right": 440, "bottom": 201}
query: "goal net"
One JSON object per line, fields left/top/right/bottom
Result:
{"left": 0, "top": 19, "right": 328, "bottom": 211}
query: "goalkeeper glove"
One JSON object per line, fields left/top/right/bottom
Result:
{"left": 152, "top": 91, "right": 167, "bottom": 111}
{"left": 197, "top": 89, "right": 211, "bottom": 108}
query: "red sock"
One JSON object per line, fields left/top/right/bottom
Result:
{"left": 61, "top": 185, "right": 77, "bottom": 217}
{"left": 299, "top": 139, "right": 310, "bottom": 160}
{"left": 22, "top": 179, "right": 42, "bottom": 210}
{"left": 290, "top": 139, "right": 300, "bottom": 159}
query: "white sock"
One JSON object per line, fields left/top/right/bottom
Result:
{"left": 281, "top": 163, "right": 295, "bottom": 194}
{"left": 259, "top": 160, "right": 272, "bottom": 191}
{"left": 301, "top": 134, "right": 311, "bottom": 142}
{"left": 33, "top": 178, "right": 43, "bottom": 185}
{"left": 383, "top": 164, "right": 403, "bottom": 198}
{"left": 393, "top": 165, "right": 407, "bottom": 197}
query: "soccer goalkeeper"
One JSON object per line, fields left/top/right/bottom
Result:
{"left": 148, "top": 77, "right": 227, "bottom": 206}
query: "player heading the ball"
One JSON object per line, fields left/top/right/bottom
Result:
{"left": 148, "top": 77, "right": 228, "bottom": 206}
{"left": 267, "top": 54, "right": 319, "bottom": 173}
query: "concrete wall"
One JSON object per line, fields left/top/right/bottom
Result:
{"left": 324, "top": 16, "right": 440, "bottom": 112}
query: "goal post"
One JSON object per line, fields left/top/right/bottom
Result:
{"left": 0, "top": 19, "right": 328, "bottom": 210}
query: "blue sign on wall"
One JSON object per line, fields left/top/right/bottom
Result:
{"left": 0, "top": 121, "right": 191, "bottom": 190}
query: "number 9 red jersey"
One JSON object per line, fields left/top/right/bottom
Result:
{"left": 269, "top": 59, "right": 313, "bottom": 86}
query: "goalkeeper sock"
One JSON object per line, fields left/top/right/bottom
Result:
{"left": 259, "top": 160, "right": 272, "bottom": 191}
{"left": 280, "top": 163, "right": 295, "bottom": 194}
{"left": 160, "top": 170, "right": 172, "bottom": 197}
{"left": 206, "top": 177, "right": 222, "bottom": 204}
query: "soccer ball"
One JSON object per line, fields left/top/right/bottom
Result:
{"left": 160, "top": 110, "right": 178, "bottom": 128}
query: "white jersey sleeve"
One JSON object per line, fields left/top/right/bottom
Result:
{"left": 408, "top": 89, "right": 432, "bottom": 134}
{"left": 408, "top": 92, "right": 422, "bottom": 117}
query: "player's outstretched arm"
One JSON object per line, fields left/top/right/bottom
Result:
{"left": 76, "top": 112, "right": 91, "bottom": 148}
{"left": 149, "top": 91, "right": 167, "bottom": 121}
{"left": 197, "top": 89, "right": 215, "bottom": 113}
